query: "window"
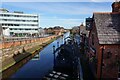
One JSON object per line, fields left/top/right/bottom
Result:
{"left": 10, "top": 28, "right": 13, "bottom": 30}
{"left": 106, "top": 51, "right": 112, "bottom": 59}
{"left": 0, "top": 14, "right": 3, "bottom": 16}
{"left": 14, "top": 15, "right": 19, "bottom": 17}
{"left": 13, "top": 28, "right": 17, "bottom": 30}
{"left": 3, "top": 19, "right": 7, "bottom": 21}
{"left": 2, "top": 24, "right": 8, "bottom": 26}
{"left": 14, "top": 24, "right": 19, "bottom": 26}
{"left": 33, "top": 20, "right": 38, "bottom": 22}
{"left": 10, "top": 32, "right": 14, "bottom": 35}
{"left": 3, "top": 27, "right": 7, "bottom": 29}
{"left": 25, "top": 29, "right": 29, "bottom": 30}
{"left": 23, "top": 20, "right": 25, "bottom": 22}
{"left": 2, "top": 24, "right": 5, "bottom": 26}
{"left": 8, "top": 24, "right": 11, "bottom": 26}
{"left": 20, "top": 28, "right": 24, "bottom": 30}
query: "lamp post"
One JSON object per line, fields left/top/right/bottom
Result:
{"left": 57, "top": 42, "right": 59, "bottom": 48}
{"left": 53, "top": 45, "right": 55, "bottom": 53}
{"left": 53, "top": 45, "right": 56, "bottom": 68}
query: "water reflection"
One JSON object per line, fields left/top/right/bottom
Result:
{"left": 2, "top": 51, "right": 39, "bottom": 79}
{"left": 32, "top": 53, "right": 40, "bottom": 60}
{"left": 2, "top": 32, "right": 70, "bottom": 79}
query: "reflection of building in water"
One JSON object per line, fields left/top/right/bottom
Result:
{"left": 32, "top": 53, "right": 40, "bottom": 60}
{"left": 53, "top": 40, "right": 80, "bottom": 79}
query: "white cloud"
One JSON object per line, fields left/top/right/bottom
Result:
{"left": 90, "top": 0, "right": 114, "bottom": 2}
{"left": 40, "top": 18, "right": 84, "bottom": 29}
{"left": 1, "top": 2, "right": 112, "bottom": 29}
{"left": 1, "top": 0, "right": 85, "bottom": 2}
{"left": 2, "top": 2, "right": 111, "bottom": 15}
{"left": 1, "top": 0, "right": 114, "bottom": 2}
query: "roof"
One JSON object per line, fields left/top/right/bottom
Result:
{"left": 0, "top": 8, "right": 9, "bottom": 12}
{"left": 93, "top": 12, "right": 120, "bottom": 44}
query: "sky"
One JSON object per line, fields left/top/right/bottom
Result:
{"left": 1, "top": 0, "right": 114, "bottom": 29}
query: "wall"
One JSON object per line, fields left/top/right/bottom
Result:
{"left": 88, "top": 21, "right": 100, "bottom": 77}
{"left": 100, "top": 44, "right": 120, "bottom": 79}
{"left": 0, "top": 35, "right": 56, "bottom": 49}
{"left": 88, "top": 21, "right": 120, "bottom": 79}
{"left": 112, "top": 2, "right": 120, "bottom": 12}
{"left": 0, "top": 35, "right": 57, "bottom": 72}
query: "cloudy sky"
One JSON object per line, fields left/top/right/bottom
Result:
{"left": 1, "top": 0, "right": 114, "bottom": 29}
{"left": 1, "top": 0, "right": 115, "bottom": 2}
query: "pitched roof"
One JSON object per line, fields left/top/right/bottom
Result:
{"left": 93, "top": 12, "right": 120, "bottom": 44}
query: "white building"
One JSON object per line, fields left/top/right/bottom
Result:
{"left": 0, "top": 8, "right": 39, "bottom": 37}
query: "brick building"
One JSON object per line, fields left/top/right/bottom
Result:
{"left": 86, "top": 1, "right": 120, "bottom": 79}
{"left": 44, "top": 26, "right": 64, "bottom": 35}
{"left": 112, "top": 1, "right": 120, "bottom": 12}
{"left": 71, "top": 26, "right": 80, "bottom": 34}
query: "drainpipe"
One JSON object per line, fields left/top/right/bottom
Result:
{"left": 100, "top": 46, "right": 104, "bottom": 80}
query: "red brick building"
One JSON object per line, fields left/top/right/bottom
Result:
{"left": 44, "top": 26, "right": 64, "bottom": 35}
{"left": 112, "top": 1, "right": 120, "bottom": 12}
{"left": 86, "top": 1, "right": 120, "bottom": 79}
{"left": 71, "top": 26, "right": 80, "bottom": 34}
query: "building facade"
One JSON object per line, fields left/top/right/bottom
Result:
{"left": 0, "top": 8, "right": 39, "bottom": 37}
{"left": 112, "top": 1, "right": 120, "bottom": 12}
{"left": 79, "top": 23, "right": 86, "bottom": 35}
{"left": 86, "top": 1, "right": 120, "bottom": 79}
{"left": 44, "top": 26, "right": 64, "bottom": 36}
{"left": 71, "top": 26, "right": 80, "bottom": 34}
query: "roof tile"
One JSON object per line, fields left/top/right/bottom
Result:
{"left": 94, "top": 12, "right": 120, "bottom": 44}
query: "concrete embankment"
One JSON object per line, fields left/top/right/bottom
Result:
{"left": 0, "top": 35, "right": 59, "bottom": 73}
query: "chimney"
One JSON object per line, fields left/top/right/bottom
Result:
{"left": 112, "top": 1, "right": 120, "bottom": 12}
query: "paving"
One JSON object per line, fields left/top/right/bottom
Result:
{"left": 51, "top": 34, "right": 95, "bottom": 80}
{"left": 74, "top": 34, "right": 95, "bottom": 80}
{"left": 42, "top": 71, "right": 69, "bottom": 80}
{"left": 43, "top": 35, "right": 83, "bottom": 80}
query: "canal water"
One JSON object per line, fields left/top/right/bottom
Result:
{"left": 10, "top": 32, "right": 70, "bottom": 79}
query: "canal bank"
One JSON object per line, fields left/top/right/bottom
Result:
{"left": 4, "top": 32, "right": 69, "bottom": 79}
{"left": 1, "top": 34, "right": 63, "bottom": 79}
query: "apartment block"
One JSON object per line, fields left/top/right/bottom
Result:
{"left": 0, "top": 8, "right": 39, "bottom": 37}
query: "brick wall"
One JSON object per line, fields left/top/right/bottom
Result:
{"left": 100, "top": 45, "right": 120, "bottom": 79}
{"left": 88, "top": 23, "right": 120, "bottom": 79}
{"left": 88, "top": 21, "right": 120, "bottom": 79}
{"left": 0, "top": 35, "right": 56, "bottom": 49}
{"left": 88, "top": 21, "right": 100, "bottom": 77}
{"left": 112, "top": 2, "right": 120, "bottom": 12}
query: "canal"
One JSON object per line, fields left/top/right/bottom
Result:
{"left": 10, "top": 32, "right": 70, "bottom": 79}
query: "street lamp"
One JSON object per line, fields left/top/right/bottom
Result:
{"left": 57, "top": 42, "right": 59, "bottom": 48}
{"left": 53, "top": 45, "right": 56, "bottom": 68}
{"left": 53, "top": 45, "right": 55, "bottom": 53}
